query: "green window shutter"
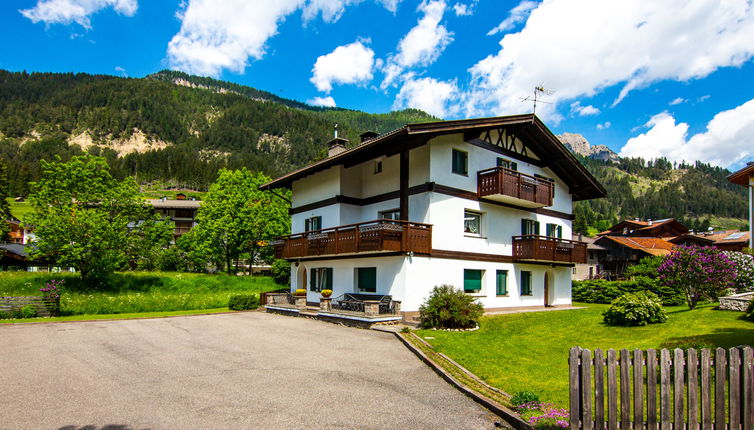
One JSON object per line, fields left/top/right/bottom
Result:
{"left": 325, "top": 268, "right": 333, "bottom": 289}
{"left": 464, "top": 269, "right": 482, "bottom": 293}
{"left": 534, "top": 221, "right": 540, "bottom": 236}
{"left": 496, "top": 270, "right": 508, "bottom": 296}
{"left": 521, "top": 271, "right": 531, "bottom": 295}
{"left": 521, "top": 219, "right": 528, "bottom": 235}
{"left": 496, "top": 157, "right": 504, "bottom": 167}
{"left": 313, "top": 216, "right": 322, "bottom": 230}
{"left": 358, "top": 267, "right": 376, "bottom": 293}
{"left": 452, "top": 149, "right": 467, "bottom": 174}
{"left": 309, "top": 268, "right": 317, "bottom": 291}
{"left": 511, "top": 161, "right": 518, "bottom": 171}
{"left": 305, "top": 218, "right": 311, "bottom": 232}
{"left": 557, "top": 225, "right": 563, "bottom": 239}
{"left": 546, "top": 224, "right": 553, "bottom": 237}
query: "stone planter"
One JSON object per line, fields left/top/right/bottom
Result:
{"left": 719, "top": 292, "right": 754, "bottom": 311}
{"left": 364, "top": 300, "right": 380, "bottom": 317}
{"left": 320, "top": 297, "right": 332, "bottom": 312}
{"left": 294, "top": 295, "right": 307, "bottom": 308}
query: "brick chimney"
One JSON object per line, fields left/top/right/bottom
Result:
{"left": 327, "top": 124, "right": 349, "bottom": 157}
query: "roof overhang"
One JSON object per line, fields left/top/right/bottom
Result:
{"left": 727, "top": 163, "right": 754, "bottom": 187}
{"left": 260, "top": 114, "right": 607, "bottom": 201}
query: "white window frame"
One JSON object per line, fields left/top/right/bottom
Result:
{"left": 464, "top": 209, "right": 482, "bottom": 236}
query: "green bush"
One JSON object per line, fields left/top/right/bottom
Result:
{"left": 573, "top": 278, "right": 684, "bottom": 306}
{"left": 20, "top": 305, "right": 38, "bottom": 318}
{"left": 603, "top": 291, "right": 667, "bottom": 326}
{"left": 228, "top": 294, "right": 260, "bottom": 310}
{"left": 271, "top": 259, "right": 291, "bottom": 285}
{"left": 659, "top": 336, "right": 715, "bottom": 351}
{"left": 419, "top": 285, "right": 484, "bottom": 329}
{"left": 510, "top": 390, "right": 540, "bottom": 407}
{"left": 0, "top": 310, "right": 11, "bottom": 319}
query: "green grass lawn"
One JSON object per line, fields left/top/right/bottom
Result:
{"left": 7, "top": 198, "right": 32, "bottom": 221}
{"left": 415, "top": 303, "right": 754, "bottom": 407}
{"left": 0, "top": 271, "right": 283, "bottom": 316}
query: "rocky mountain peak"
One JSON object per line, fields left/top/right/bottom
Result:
{"left": 558, "top": 133, "right": 618, "bottom": 162}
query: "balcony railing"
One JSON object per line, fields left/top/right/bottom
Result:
{"left": 272, "top": 219, "right": 432, "bottom": 259}
{"left": 174, "top": 227, "right": 192, "bottom": 236}
{"left": 513, "top": 235, "right": 587, "bottom": 264}
{"left": 478, "top": 167, "right": 553, "bottom": 207}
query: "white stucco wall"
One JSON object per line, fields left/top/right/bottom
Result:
{"left": 291, "top": 166, "right": 341, "bottom": 207}
{"left": 286, "top": 256, "right": 572, "bottom": 312}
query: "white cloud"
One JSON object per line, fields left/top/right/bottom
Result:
{"left": 167, "top": 0, "right": 394, "bottom": 77}
{"left": 308, "top": 96, "right": 337, "bottom": 107}
{"left": 381, "top": 0, "right": 453, "bottom": 88}
{"left": 392, "top": 75, "right": 458, "bottom": 118}
{"left": 20, "top": 0, "right": 137, "bottom": 28}
{"left": 570, "top": 101, "right": 600, "bottom": 116}
{"left": 310, "top": 40, "right": 375, "bottom": 92}
{"left": 453, "top": 3, "right": 472, "bottom": 16}
{"left": 487, "top": 0, "right": 537, "bottom": 36}
{"left": 669, "top": 97, "right": 686, "bottom": 106}
{"left": 596, "top": 121, "right": 611, "bottom": 130}
{"left": 376, "top": 0, "right": 401, "bottom": 13}
{"left": 699, "top": 95, "right": 711, "bottom": 102}
{"left": 114, "top": 66, "right": 127, "bottom": 76}
{"left": 467, "top": 0, "right": 754, "bottom": 121}
{"left": 619, "top": 99, "right": 754, "bottom": 168}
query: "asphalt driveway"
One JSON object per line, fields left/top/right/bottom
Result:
{"left": 0, "top": 312, "right": 499, "bottom": 430}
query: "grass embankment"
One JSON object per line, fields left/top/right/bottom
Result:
{"left": 416, "top": 303, "right": 754, "bottom": 406}
{"left": 0, "top": 271, "right": 282, "bottom": 317}
{"left": 0, "top": 308, "right": 232, "bottom": 324}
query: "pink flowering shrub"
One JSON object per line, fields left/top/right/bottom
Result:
{"left": 658, "top": 245, "right": 737, "bottom": 309}
{"left": 515, "top": 402, "right": 569, "bottom": 429}
{"left": 39, "top": 279, "right": 64, "bottom": 316}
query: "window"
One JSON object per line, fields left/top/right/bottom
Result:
{"left": 380, "top": 209, "right": 400, "bottom": 220}
{"left": 464, "top": 210, "right": 482, "bottom": 235}
{"left": 464, "top": 269, "right": 483, "bottom": 294}
{"left": 356, "top": 267, "right": 377, "bottom": 293}
{"left": 521, "top": 219, "right": 540, "bottom": 236}
{"left": 309, "top": 268, "right": 333, "bottom": 292}
{"left": 496, "top": 270, "right": 508, "bottom": 296}
{"left": 520, "top": 271, "right": 532, "bottom": 295}
{"left": 452, "top": 149, "right": 468, "bottom": 175}
{"left": 374, "top": 160, "right": 383, "bottom": 174}
{"left": 545, "top": 223, "right": 563, "bottom": 238}
{"left": 496, "top": 157, "right": 518, "bottom": 171}
{"left": 305, "top": 216, "right": 322, "bottom": 232}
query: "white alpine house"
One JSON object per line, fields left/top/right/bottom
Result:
{"left": 262, "top": 114, "right": 606, "bottom": 320}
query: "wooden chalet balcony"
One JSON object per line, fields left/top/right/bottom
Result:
{"left": 272, "top": 219, "right": 432, "bottom": 259}
{"left": 174, "top": 227, "right": 192, "bottom": 236}
{"left": 513, "top": 235, "right": 587, "bottom": 264}
{"left": 477, "top": 167, "right": 553, "bottom": 208}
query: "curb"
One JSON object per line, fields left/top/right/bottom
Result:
{"left": 389, "top": 330, "right": 532, "bottom": 430}
{"left": 0, "top": 309, "right": 250, "bottom": 326}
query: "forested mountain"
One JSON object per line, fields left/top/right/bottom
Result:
{"left": 0, "top": 69, "right": 747, "bottom": 233}
{"left": 0, "top": 69, "right": 435, "bottom": 194}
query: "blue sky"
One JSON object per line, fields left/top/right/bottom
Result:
{"left": 3, "top": 0, "right": 754, "bottom": 170}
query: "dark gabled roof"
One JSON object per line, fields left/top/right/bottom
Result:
{"left": 728, "top": 162, "right": 754, "bottom": 187}
{"left": 260, "top": 114, "right": 607, "bottom": 201}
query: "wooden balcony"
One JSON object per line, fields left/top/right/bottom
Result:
{"left": 478, "top": 167, "right": 553, "bottom": 208}
{"left": 272, "top": 219, "right": 432, "bottom": 259}
{"left": 513, "top": 235, "right": 587, "bottom": 264}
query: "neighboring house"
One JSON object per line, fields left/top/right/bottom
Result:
{"left": 6, "top": 220, "right": 35, "bottom": 245}
{"left": 594, "top": 235, "right": 676, "bottom": 277}
{"left": 596, "top": 218, "right": 689, "bottom": 238}
{"left": 148, "top": 198, "right": 202, "bottom": 237}
{"left": 0, "top": 243, "right": 61, "bottom": 272}
{"left": 728, "top": 162, "right": 753, "bottom": 249}
{"left": 670, "top": 230, "right": 750, "bottom": 252}
{"left": 262, "top": 114, "right": 606, "bottom": 319}
{"left": 571, "top": 233, "right": 607, "bottom": 280}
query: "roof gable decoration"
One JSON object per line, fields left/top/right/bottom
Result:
{"left": 467, "top": 127, "right": 541, "bottom": 161}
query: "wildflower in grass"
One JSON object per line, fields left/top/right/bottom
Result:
{"left": 39, "top": 279, "right": 64, "bottom": 316}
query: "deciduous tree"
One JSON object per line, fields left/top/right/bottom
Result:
{"left": 658, "top": 245, "right": 737, "bottom": 309}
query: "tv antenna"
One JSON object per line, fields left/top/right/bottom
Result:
{"left": 520, "top": 85, "right": 554, "bottom": 115}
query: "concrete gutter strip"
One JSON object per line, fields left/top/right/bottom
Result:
{"left": 388, "top": 329, "right": 532, "bottom": 430}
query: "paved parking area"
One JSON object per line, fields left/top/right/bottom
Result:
{"left": 0, "top": 312, "right": 499, "bottom": 429}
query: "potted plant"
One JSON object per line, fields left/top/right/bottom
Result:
{"left": 321, "top": 289, "right": 333, "bottom": 298}
{"left": 294, "top": 289, "right": 307, "bottom": 296}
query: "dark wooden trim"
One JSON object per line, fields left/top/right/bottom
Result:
{"left": 400, "top": 149, "right": 409, "bottom": 220}
{"left": 288, "top": 251, "right": 408, "bottom": 262}
{"left": 428, "top": 249, "right": 575, "bottom": 267}
{"left": 290, "top": 182, "right": 573, "bottom": 220}
{"left": 465, "top": 137, "right": 545, "bottom": 167}
{"left": 290, "top": 183, "right": 432, "bottom": 215}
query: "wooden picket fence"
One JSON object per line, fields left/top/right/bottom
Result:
{"left": 569, "top": 347, "right": 754, "bottom": 430}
